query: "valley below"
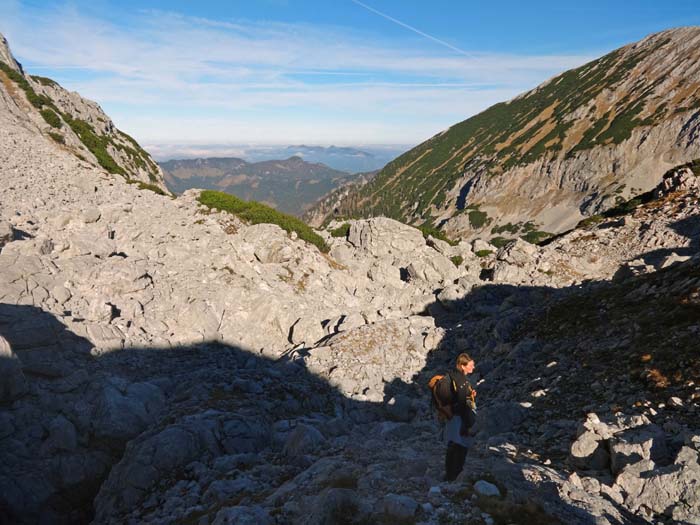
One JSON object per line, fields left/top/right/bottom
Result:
{"left": 160, "top": 155, "right": 371, "bottom": 217}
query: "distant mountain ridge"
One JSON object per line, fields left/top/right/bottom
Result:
{"left": 322, "top": 27, "right": 700, "bottom": 241}
{"left": 150, "top": 144, "right": 407, "bottom": 173}
{"left": 160, "top": 155, "right": 359, "bottom": 215}
{"left": 240, "top": 144, "right": 405, "bottom": 173}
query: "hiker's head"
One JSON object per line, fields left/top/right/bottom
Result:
{"left": 455, "top": 353, "right": 475, "bottom": 375}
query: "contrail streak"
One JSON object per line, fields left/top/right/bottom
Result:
{"left": 350, "top": 0, "right": 474, "bottom": 58}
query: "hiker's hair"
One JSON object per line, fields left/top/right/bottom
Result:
{"left": 456, "top": 353, "right": 473, "bottom": 366}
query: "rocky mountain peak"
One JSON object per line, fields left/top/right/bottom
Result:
{"left": 0, "top": 33, "right": 21, "bottom": 73}
{"left": 0, "top": 33, "right": 166, "bottom": 189}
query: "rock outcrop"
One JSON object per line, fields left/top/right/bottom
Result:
{"left": 0, "top": 33, "right": 165, "bottom": 189}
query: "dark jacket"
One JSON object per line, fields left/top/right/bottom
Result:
{"left": 447, "top": 370, "right": 475, "bottom": 426}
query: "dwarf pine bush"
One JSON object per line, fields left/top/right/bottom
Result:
{"left": 198, "top": 190, "right": 329, "bottom": 253}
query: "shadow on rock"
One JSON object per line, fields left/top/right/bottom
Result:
{"left": 2, "top": 244, "right": 700, "bottom": 525}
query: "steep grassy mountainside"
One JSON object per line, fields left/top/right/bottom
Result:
{"left": 161, "top": 156, "right": 357, "bottom": 215}
{"left": 0, "top": 34, "right": 165, "bottom": 188}
{"left": 302, "top": 169, "right": 378, "bottom": 227}
{"left": 325, "top": 27, "right": 700, "bottom": 240}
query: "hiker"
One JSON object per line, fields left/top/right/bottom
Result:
{"left": 430, "top": 353, "right": 477, "bottom": 482}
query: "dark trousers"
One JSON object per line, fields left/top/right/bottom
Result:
{"left": 445, "top": 441, "right": 467, "bottom": 481}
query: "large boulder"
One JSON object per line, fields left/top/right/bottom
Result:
{"left": 568, "top": 413, "right": 665, "bottom": 473}
{"left": 238, "top": 223, "right": 295, "bottom": 263}
{"left": 91, "top": 379, "right": 165, "bottom": 445}
{"left": 289, "top": 316, "right": 326, "bottom": 346}
{"left": 348, "top": 218, "right": 425, "bottom": 257}
{"left": 615, "top": 446, "right": 700, "bottom": 523}
{"left": 303, "top": 320, "right": 428, "bottom": 402}
{"left": 405, "top": 253, "right": 460, "bottom": 284}
{"left": 609, "top": 425, "right": 668, "bottom": 474}
{"left": 283, "top": 424, "right": 326, "bottom": 457}
{"left": 492, "top": 262, "right": 531, "bottom": 284}
{"left": 570, "top": 430, "right": 611, "bottom": 471}
{"left": 496, "top": 238, "right": 537, "bottom": 266}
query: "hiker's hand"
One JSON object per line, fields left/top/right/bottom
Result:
{"left": 470, "top": 390, "right": 477, "bottom": 400}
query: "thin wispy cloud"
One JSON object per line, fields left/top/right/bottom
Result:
{"left": 0, "top": 1, "right": 595, "bottom": 145}
{"left": 350, "top": 0, "right": 475, "bottom": 58}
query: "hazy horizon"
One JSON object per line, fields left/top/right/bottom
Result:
{"left": 147, "top": 142, "right": 411, "bottom": 162}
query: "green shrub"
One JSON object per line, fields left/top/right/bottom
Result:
{"left": 0, "top": 61, "right": 56, "bottom": 110}
{"left": 577, "top": 215, "right": 604, "bottom": 228}
{"left": 136, "top": 182, "right": 168, "bottom": 196}
{"left": 198, "top": 190, "right": 329, "bottom": 253}
{"left": 113, "top": 130, "right": 161, "bottom": 181}
{"left": 418, "top": 223, "right": 458, "bottom": 246}
{"left": 490, "top": 236, "right": 511, "bottom": 248}
{"left": 520, "top": 230, "right": 552, "bottom": 245}
{"left": 64, "top": 117, "right": 125, "bottom": 175}
{"left": 689, "top": 159, "right": 700, "bottom": 176}
{"left": 468, "top": 209, "right": 489, "bottom": 229}
{"left": 330, "top": 223, "right": 350, "bottom": 238}
{"left": 40, "top": 108, "right": 62, "bottom": 128}
{"left": 491, "top": 222, "right": 519, "bottom": 235}
{"left": 47, "top": 131, "right": 64, "bottom": 144}
{"left": 475, "top": 249, "right": 492, "bottom": 257}
{"left": 450, "top": 255, "right": 464, "bottom": 267}
{"left": 32, "top": 75, "right": 57, "bottom": 87}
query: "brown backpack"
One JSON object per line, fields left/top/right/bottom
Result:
{"left": 428, "top": 374, "right": 456, "bottom": 422}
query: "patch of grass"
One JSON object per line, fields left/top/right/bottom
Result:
{"left": 418, "top": 223, "right": 459, "bottom": 246}
{"left": 450, "top": 255, "right": 464, "bottom": 267}
{"left": 0, "top": 61, "right": 58, "bottom": 110}
{"left": 490, "top": 236, "right": 511, "bottom": 248}
{"left": 475, "top": 249, "right": 493, "bottom": 257}
{"left": 576, "top": 214, "right": 604, "bottom": 229}
{"left": 47, "top": 131, "right": 64, "bottom": 144}
{"left": 520, "top": 230, "right": 553, "bottom": 245}
{"left": 31, "top": 75, "right": 57, "bottom": 87}
{"left": 114, "top": 130, "right": 161, "bottom": 181}
{"left": 198, "top": 190, "right": 329, "bottom": 253}
{"left": 40, "top": 108, "right": 62, "bottom": 128}
{"left": 468, "top": 209, "right": 489, "bottom": 229}
{"left": 492, "top": 222, "right": 520, "bottom": 235}
{"left": 330, "top": 223, "right": 350, "bottom": 238}
{"left": 137, "top": 182, "right": 168, "bottom": 196}
{"left": 64, "top": 116, "right": 125, "bottom": 175}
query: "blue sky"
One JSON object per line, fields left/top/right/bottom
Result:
{"left": 1, "top": 0, "right": 699, "bottom": 153}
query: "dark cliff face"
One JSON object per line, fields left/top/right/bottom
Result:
{"left": 329, "top": 27, "right": 700, "bottom": 240}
